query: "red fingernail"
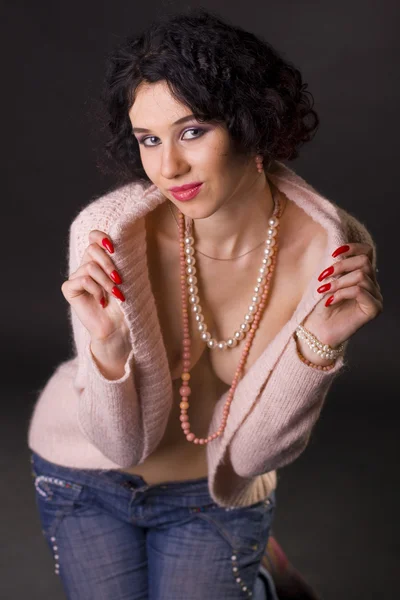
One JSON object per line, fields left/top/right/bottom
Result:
{"left": 110, "top": 270, "right": 122, "bottom": 284}
{"left": 318, "top": 265, "right": 334, "bottom": 281}
{"left": 325, "top": 295, "right": 335, "bottom": 306}
{"left": 317, "top": 282, "right": 331, "bottom": 293}
{"left": 102, "top": 238, "right": 114, "bottom": 254}
{"left": 111, "top": 286, "right": 125, "bottom": 302}
{"left": 100, "top": 297, "right": 107, "bottom": 308}
{"left": 332, "top": 244, "right": 350, "bottom": 258}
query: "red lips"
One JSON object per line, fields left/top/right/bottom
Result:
{"left": 169, "top": 182, "right": 203, "bottom": 192}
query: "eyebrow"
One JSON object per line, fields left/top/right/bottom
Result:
{"left": 131, "top": 114, "right": 198, "bottom": 133}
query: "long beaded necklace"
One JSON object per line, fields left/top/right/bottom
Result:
{"left": 171, "top": 187, "right": 283, "bottom": 445}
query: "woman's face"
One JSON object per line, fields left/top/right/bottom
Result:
{"left": 128, "top": 80, "right": 257, "bottom": 220}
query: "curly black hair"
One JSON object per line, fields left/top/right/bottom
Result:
{"left": 99, "top": 6, "right": 319, "bottom": 185}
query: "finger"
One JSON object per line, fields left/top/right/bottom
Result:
{"left": 322, "top": 253, "right": 378, "bottom": 285}
{"left": 68, "top": 261, "right": 123, "bottom": 299}
{"left": 323, "top": 267, "right": 383, "bottom": 303}
{"left": 332, "top": 242, "right": 374, "bottom": 264}
{"left": 71, "top": 243, "right": 122, "bottom": 285}
{"left": 88, "top": 230, "right": 115, "bottom": 254}
{"left": 62, "top": 273, "right": 105, "bottom": 304}
{"left": 325, "top": 285, "right": 383, "bottom": 317}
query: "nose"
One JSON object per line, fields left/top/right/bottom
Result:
{"left": 160, "top": 143, "right": 188, "bottom": 180}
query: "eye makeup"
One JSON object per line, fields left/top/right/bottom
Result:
{"left": 137, "top": 127, "right": 208, "bottom": 147}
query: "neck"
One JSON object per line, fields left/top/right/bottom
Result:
{"left": 169, "top": 175, "right": 278, "bottom": 260}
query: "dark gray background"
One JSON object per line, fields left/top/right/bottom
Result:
{"left": 1, "top": 1, "right": 398, "bottom": 598}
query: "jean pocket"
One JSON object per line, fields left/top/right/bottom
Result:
{"left": 33, "top": 473, "right": 85, "bottom": 539}
{"left": 34, "top": 474, "right": 84, "bottom": 503}
{"left": 30, "top": 452, "right": 84, "bottom": 504}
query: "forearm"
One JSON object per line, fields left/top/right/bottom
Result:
{"left": 227, "top": 334, "right": 346, "bottom": 478}
{"left": 75, "top": 337, "right": 142, "bottom": 467}
{"left": 67, "top": 210, "right": 172, "bottom": 468}
{"left": 69, "top": 307, "right": 142, "bottom": 466}
{"left": 90, "top": 335, "right": 133, "bottom": 380}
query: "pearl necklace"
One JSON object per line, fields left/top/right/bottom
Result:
{"left": 184, "top": 191, "right": 280, "bottom": 351}
{"left": 176, "top": 189, "right": 282, "bottom": 444}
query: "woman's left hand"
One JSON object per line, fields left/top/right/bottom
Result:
{"left": 303, "top": 243, "right": 383, "bottom": 349}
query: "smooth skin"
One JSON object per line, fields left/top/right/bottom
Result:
{"left": 129, "top": 80, "right": 277, "bottom": 258}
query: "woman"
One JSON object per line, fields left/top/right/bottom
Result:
{"left": 28, "top": 8, "right": 382, "bottom": 599}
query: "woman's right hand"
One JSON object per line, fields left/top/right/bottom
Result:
{"left": 61, "top": 230, "right": 129, "bottom": 345}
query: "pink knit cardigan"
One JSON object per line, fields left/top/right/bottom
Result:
{"left": 27, "top": 161, "right": 377, "bottom": 507}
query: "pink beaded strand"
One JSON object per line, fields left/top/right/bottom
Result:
{"left": 177, "top": 198, "right": 282, "bottom": 444}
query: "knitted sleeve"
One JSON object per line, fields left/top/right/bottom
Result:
{"left": 67, "top": 185, "right": 144, "bottom": 467}
{"left": 338, "top": 204, "right": 378, "bottom": 271}
{"left": 227, "top": 213, "right": 378, "bottom": 478}
{"left": 226, "top": 333, "right": 347, "bottom": 477}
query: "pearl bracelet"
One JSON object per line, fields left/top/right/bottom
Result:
{"left": 295, "top": 343, "right": 337, "bottom": 371}
{"left": 295, "top": 324, "right": 345, "bottom": 360}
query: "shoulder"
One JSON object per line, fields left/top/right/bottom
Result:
{"left": 300, "top": 207, "right": 329, "bottom": 289}
{"left": 280, "top": 193, "right": 328, "bottom": 274}
{"left": 306, "top": 201, "right": 377, "bottom": 272}
{"left": 336, "top": 204, "right": 376, "bottom": 245}
{"left": 68, "top": 181, "right": 147, "bottom": 259}
{"left": 270, "top": 161, "right": 378, "bottom": 269}
{"left": 332, "top": 202, "right": 378, "bottom": 270}
{"left": 70, "top": 181, "right": 146, "bottom": 233}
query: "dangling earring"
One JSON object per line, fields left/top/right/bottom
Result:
{"left": 255, "top": 153, "right": 264, "bottom": 173}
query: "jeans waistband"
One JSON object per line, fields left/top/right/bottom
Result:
{"left": 30, "top": 450, "right": 211, "bottom": 497}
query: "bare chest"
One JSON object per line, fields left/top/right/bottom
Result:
{"left": 118, "top": 197, "right": 326, "bottom": 481}
{"left": 145, "top": 199, "right": 323, "bottom": 390}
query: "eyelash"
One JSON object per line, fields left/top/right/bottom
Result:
{"left": 138, "top": 127, "right": 206, "bottom": 147}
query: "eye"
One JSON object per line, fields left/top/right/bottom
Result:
{"left": 138, "top": 127, "right": 206, "bottom": 147}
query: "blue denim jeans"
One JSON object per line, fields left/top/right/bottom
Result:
{"left": 30, "top": 450, "right": 277, "bottom": 600}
